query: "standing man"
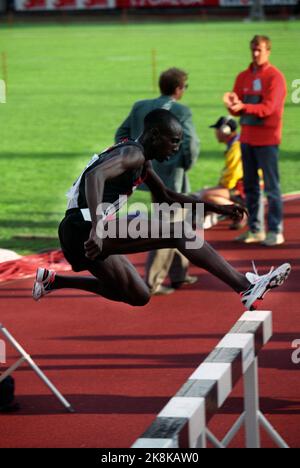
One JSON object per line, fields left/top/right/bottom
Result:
{"left": 224, "top": 35, "right": 287, "bottom": 246}
{"left": 115, "top": 67, "right": 200, "bottom": 294}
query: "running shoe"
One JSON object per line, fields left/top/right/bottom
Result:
{"left": 172, "top": 275, "right": 198, "bottom": 290}
{"left": 235, "top": 230, "right": 266, "bottom": 243}
{"left": 241, "top": 261, "right": 291, "bottom": 311}
{"left": 261, "top": 232, "right": 285, "bottom": 247}
{"left": 32, "top": 268, "right": 56, "bottom": 301}
{"left": 151, "top": 285, "right": 175, "bottom": 296}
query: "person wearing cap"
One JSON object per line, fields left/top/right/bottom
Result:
{"left": 194, "top": 116, "right": 246, "bottom": 230}
{"left": 224, "top": 35, "right": 287, "bottom": 246}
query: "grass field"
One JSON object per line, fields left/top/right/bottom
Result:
{"left": 0, "top": 20, "right": 300, "bottom": 254}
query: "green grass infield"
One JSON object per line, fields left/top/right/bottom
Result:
{"left": 0, "top": 20, "right": 299, "bottom": 254}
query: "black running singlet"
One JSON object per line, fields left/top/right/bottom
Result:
{"left": 66, "top": 141, "right": 147, "bottom": 212}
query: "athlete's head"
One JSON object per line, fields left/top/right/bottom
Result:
{"left": 141, "top": 109, "right": 183, "bottom": 162}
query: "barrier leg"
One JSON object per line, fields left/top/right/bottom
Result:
{"left": 222, "top": 413, "right": 245, "bottom": 447}
{"left": 258, "top": 412, "right": 289, "bottom": 448}
{"left": 243, "top": 357, "right": 260, "bottom": 448}
{"left": 196, "top": 431, "right": 207, "bottom": 448}
{"left": 0, "top": 324, "right": 74, "bottom": 413}
{"left": 0, "top": 357, "right": 26, "bottom": 382}
{"left": 206, "top": 429, "right": 225, "bottom": 448}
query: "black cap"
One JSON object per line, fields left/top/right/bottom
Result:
{"left": 209, "top": 116, "right": 238, "bottom": 132}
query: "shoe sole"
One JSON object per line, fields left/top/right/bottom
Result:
{"left": 32, "top": 281, "right": 42, "bottom": 302}
{"left": 32, "top": 268, "right": 47, "bottom": 301}
{"left": 249, "top": 263, "right": 291, "bottom": 311}
{"left": 36, "top": 267, "right": 46, "bottom": 282}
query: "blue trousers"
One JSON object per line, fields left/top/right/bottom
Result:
{"left": 241, "top": 144, "right": 283, "bottom": 234}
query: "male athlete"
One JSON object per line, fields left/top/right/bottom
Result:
{"left": 33, "top": 109, "right": 290, "bottom": 310}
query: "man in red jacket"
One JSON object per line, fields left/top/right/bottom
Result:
{"left": 224, "top": 35, "right": 287, "bottom": 246}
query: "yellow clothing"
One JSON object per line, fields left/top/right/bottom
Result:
{"left": 219, "top": 139, "right": 243, "bottom": 190}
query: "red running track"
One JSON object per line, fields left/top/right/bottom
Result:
{"left": 0, "top": 199, "right": 299, "bottom": 448}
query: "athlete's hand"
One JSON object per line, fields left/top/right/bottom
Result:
{"left": 219, "top": 204, "right": 248, "bottom": 222}
{"left": 84, "top": 228, "right": 103, "bottom": 260}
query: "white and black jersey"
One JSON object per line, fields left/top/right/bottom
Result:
{"left": 66, "top": 140, "right": 147, "bottom": 218}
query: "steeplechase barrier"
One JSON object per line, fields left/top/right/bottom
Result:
{"left": 0, "top": 324, "right": 74, "bottom": 413}
{"left": 132, "top": 310, "right": 289, "bottom": 449}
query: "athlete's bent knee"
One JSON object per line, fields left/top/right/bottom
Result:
{"left": 129, "top": 290, "right": 151, "bottom": 307}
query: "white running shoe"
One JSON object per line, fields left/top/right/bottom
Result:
{"left": 241, "top": 261, "right": 291, "bottom": 311}
{"left": 32, "top": 268, "right": 56, "bottom": 301}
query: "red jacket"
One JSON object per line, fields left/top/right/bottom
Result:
{"left": 232, "top": 62, "right": 287, "bottom": 146}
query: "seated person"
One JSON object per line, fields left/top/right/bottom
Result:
{"left": 194, "top": 116, "right": 246, "bottom": 230}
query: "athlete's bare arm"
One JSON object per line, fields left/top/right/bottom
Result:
{"left": 144, "top": 162, "right": 247, "bottom": 221}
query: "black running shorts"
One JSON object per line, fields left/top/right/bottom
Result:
{"left": 58, "top": 211, "right": 97, "bottom": 272}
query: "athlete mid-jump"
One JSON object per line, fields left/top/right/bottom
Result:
{"left": 33, "top": 109, "right": 290, "bottom": 310}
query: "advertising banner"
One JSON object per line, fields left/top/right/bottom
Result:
{"left": 118, "top": 0, "right": 219, "bottom": 6}
{"left": 14, "top": 0, "right": 116, "bottom": 10}
{"left": 220, "top": 0, "right": 297, "bottom": 6}
{"left": 14, "top": 0, "right": 298, "bottom": 10}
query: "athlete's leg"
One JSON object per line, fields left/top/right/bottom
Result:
{"left": 101, "top": 219, "right": 250, "bottom": 293}
{"left": 34, "top": 216, "right": 290, "bottom": 309}
{"left": 51, "top": 255, "right": 150, "bottom": 306}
